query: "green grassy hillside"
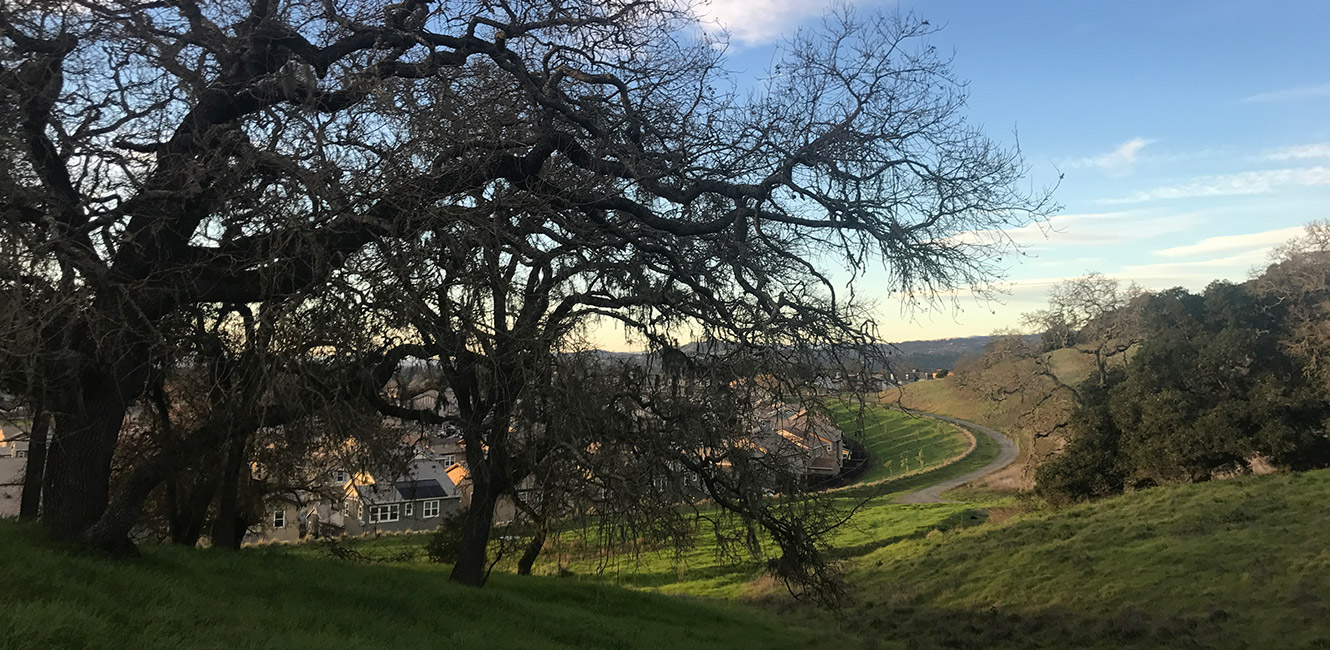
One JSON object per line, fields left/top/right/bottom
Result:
{"left": 841, "top": 469, "right": 1330, "bottom": 649}
{"left": 0, "top": 522, "right": 811, "bottom": 650}
{"left": 534, "top": 404, "right": 1001, "bottom": 601}
{"left": 830, "top": 401, "right": 973, "bottom": 483}
{"left": 8, "top": 418, "right": 1329, "bottom": 649}
{"left": 520, "top": 403, "right": 997, "bottom": 599}
{"left": 278, "top": 403, "right": 999, "bottom": 602}
{"left": 0, "top": 404, "right": 993, "bottom": 650}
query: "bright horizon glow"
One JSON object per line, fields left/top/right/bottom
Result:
{"left": 592, "top": 1, "right": 1330, "bottom": 351}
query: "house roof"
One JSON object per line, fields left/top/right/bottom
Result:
{"left": 394, "top": 479, "right": 449, "bottom": 500}
{"left": 445, "top": 462, "right": 470, "bottom": 487}
{"left": 352, "top": 455, "right": 460, "bottom": 504}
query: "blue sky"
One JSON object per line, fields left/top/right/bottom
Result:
{"left": 692, "top": 0, "right": 1330, "bottom": 342}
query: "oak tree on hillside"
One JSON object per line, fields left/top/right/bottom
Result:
{"left": 1, "top": 0, "right": 1053, "bottom": 600}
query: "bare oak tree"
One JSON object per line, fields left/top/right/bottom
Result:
{"left": 1022, "top": 273, "right": 1146, "bottom": 386}
{"left": 1252, "top": 220, "right": 1330, "bottom": 400}
{"left": 1, "top": 0, "right": 1053, "bottom": 599}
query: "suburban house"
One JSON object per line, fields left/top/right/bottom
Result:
{"left": 0, "top": 427, "right": 28, "bottom": 459}
{"left": 340, "top": 451, "right": 463, "bottom": 535}
{"left": 251, "top": 493, "right": 306, "bottom": 544}
{"left": 0, "top": 426, "right": 29, "bottom": 518}
{"left": 772, "top": 403, "right": 847, "bottom": 476}
{"left": 743, "top": 402, "right": 849, "bottom": 478}
{"left": 403, "top": 427, "right": 465, "bottom": 468}
{"left": 246, "top": 447, "right": 463, "bottom": 544}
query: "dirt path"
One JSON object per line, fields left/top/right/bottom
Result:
{"left": 895, "top": 414, "right": 1019, "bottom": 504}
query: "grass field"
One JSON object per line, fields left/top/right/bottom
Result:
{"left": 0, "top": 400, "right": 998, "bottom": 650}
{"left": 834, "top": 468, "right": 1330, "bottom": 649}
{"left": 510, "top": 401, "right": 998, "bottom": 599}
{"left": 829, "top": 401, "right": 972, "bottom": 483}
{"left": 279, "top": 402, "right": 1001, "bottom": 602}
{"left": 0, "top": 521, "right": 814, "bottom": 650}
{"left": 8, "top": 398, "right": 1328, "bottom": 649}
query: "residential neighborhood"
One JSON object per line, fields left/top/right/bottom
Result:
{"left": 0, "top": 425, "right": 25, "bottom": 519}
{"left": 749, "top": 402, "right": 850, "bottom": 478}
{"left": 241, "top": 395, "right": 850, "bottom": 545}
{"left": 2, "top": 382, "right": 854, "bottom": 547}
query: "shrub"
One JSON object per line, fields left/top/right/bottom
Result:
{"left": 424, "top": 509, "right": 469, "bottom": 564}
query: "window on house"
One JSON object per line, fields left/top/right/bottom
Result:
{"left": 15, "top": 449, "right": 27, "bottom": 458}
{"left": 368, "top": 503, "right": 400, "bottom": 523}
{"left": 404, "top": 502, "right": 413, "bottom": 517}
{"left": 273, "top": 510, "right": 286, "bottom": 528}
{"left": 441, "top": 454, "right": 456, "bottom": 466}
{"left": 331, "top": 470, "right": 348, "bottom": 483}
{"left": 423, "top": 500, "right": 440, "bottom": 518}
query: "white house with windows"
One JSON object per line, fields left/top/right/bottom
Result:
{"left": 245, "top": 450, "right": 462, "bottom": 544}
{"left": 340, "top": 451, "right": 463, "bottom": 535}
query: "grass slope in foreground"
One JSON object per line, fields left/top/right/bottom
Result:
{"left": 843, "top": 469, "right": 1330, "bottom": 649}
{"left": 0, "top": 522, "right": 810, "bottom": 650}
{"left": 535, "top": 403, "right": 1001, "bottom": 599}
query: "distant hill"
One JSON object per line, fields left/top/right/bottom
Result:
{"left": 589, "top": 334, "right": 1039, "bottom": 372}
{"left": 880, "top": 334, "right": 1040, "bottom": 371}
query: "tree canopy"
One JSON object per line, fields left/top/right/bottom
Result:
{"left": 1035, "top": 247, "right": 1330, "bottom": 503}
{"left": 1, "top": 0, "right": 1053, "bottom": 601}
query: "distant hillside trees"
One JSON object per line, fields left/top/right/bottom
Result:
{"left": 1035, "top": 226, "right": 1330, "bottom": 503}
{"left": 1022, "top": 273, "right": 1148, "bottom": 385}
{"left": 1251, "top": 221, "right": 1330, "bottom": 401}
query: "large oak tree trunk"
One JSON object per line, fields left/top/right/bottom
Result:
{"left": 449, "top": 478, "right": 500, "bottom": 586}
{"left": 79, "top": 452, "right": 173, "bottom": 555}
{"left": 42, "top": 376, "right": 129, "bottom": 542}
{"left": 209, "top": 428, "right": 250, "bottom": 549}
{"left": 18, "top": 410, "right": 50, "bottom": 521}
{"left": 167, "top": 474, "right": 217, "bottom": 546}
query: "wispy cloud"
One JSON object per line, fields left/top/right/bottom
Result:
{"left": 1262, "top": 143, "right": 1330, "bottom": 161}
{"left": 1121, "top": 248, "right": 1274, "bottom": 284}
{"left": 1154, "top": 226, "right": 1306, "bottom": 258}
{"left": 696, "top": 0, "right": 864, "bottom": 46}
{"left": 958, "top": 210, "right": 1198, "bottom": 247}
{"left": 1062, "top": 137, "right": 1155, "bottom": 177}
{"left": 1242, "top": 82, "right": 1330, "bottom": 103}
{"left": 1101, "top": 167, "right": 1330, "bottom": 204}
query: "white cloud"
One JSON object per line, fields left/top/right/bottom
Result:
{"left": 1154, "top": 226, "right": 1306, "bottom": 258}
{"left": 695, "top": 0, "right": 863, "bottom": 46}
{"left": 1120, "top": 248, "right": 1274, "bottom": 285}
{"left": 1064, "top": 137, "right": 1154, "bottom": 177}
{"left": 1241, "top": 82, "right": 1330, "bottom": 104}
{"left": 1262, "top": 143, "right": 1330, "bottom": 161}
{"left": 1101, "top": 167, "right": 1330, "bottom": 204}
{"left": 957, "top": 210, "right": 1198, "bottom": 247}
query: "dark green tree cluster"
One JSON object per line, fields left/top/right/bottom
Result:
{"left": 1037, "top": 270, "right": 1330, "bottom": 504}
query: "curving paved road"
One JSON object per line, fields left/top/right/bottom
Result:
{"left": 895, "top": 414, "right": 1019, "bottom": 504}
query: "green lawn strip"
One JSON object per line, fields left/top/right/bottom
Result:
{"left": 829, "top": 400, "right": 973, "bottom": 483}
{"left": 0, "top": 520, "right": 809, "bottom": 650}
